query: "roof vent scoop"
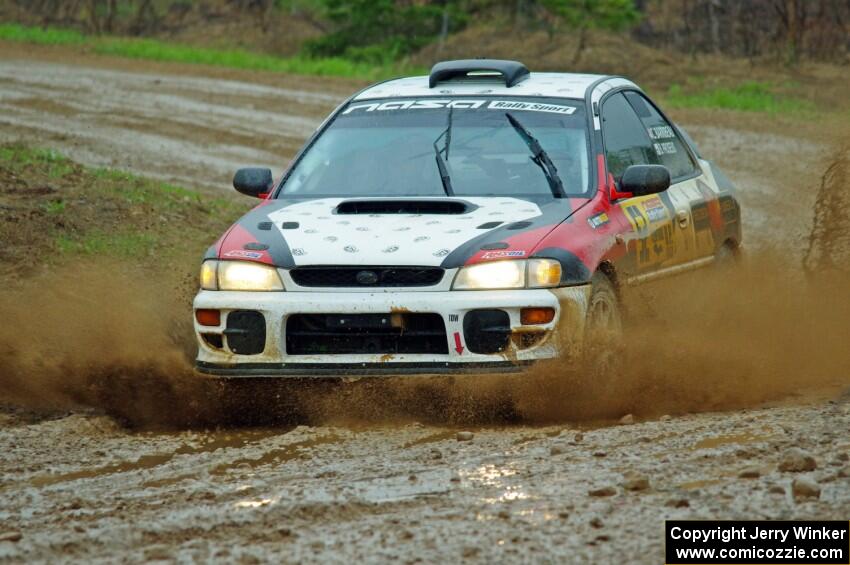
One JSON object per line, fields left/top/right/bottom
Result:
{"left": 428, "top": 59, "right": 530, "bottom": 89}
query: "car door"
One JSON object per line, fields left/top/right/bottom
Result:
{"left": 600, "top": 92, "right": 692, "bottom": 279}
{"left": 622, "top": 91, "right": 720, "bottom": 262}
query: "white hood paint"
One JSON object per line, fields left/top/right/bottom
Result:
{"left": 265, "top": 197, "right": 543, "bottom": 266}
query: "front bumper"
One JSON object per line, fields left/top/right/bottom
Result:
{"left": 193, "top": 286, "right": 591, "bottom": 377}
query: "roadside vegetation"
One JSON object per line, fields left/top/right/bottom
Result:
{"left": 0, "top": 23, "right": 416, "bottom": 79}
{"left": 665, "top": 81, "right": 814, "bottom": 115}
{"left": 1, "top": 1, "right": 847, "bottom": 113}
{"left": 0, "top": 144, "right": 243, "bottom": 282}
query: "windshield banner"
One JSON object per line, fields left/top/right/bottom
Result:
{"left": 343, "top": 99, "right": 577, "bottom": 115}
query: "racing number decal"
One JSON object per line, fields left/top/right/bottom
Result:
{"left": 621, "top": 195, "right": 676, "bottom": 270}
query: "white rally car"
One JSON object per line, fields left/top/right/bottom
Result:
{"left": 193, "top": 59, "right": 741, "bottom": 377}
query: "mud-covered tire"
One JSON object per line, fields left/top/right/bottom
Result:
{"left": 715, "top": 241, "right": 741, "bottom": 269}
{"left": 583, "top": 272, "right": 623, "bottom": 379}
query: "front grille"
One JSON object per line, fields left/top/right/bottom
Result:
{"left": 290, "top": 266, "right": 444, "bottom": 288}
{"left": 286, "top": 313, "right": 448, "bottom": 355}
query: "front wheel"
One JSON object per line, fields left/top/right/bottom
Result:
{"left": 582, "top": 272, "right": 623, "bottom": 378}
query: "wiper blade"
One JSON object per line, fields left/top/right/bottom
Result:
{"left": 433, "top": 108, "right": 454, "bottom": 196}
{"left": 505, "top": 112, "right": 567, "bottom": 198}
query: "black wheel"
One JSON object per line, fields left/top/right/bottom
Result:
{"left": 583, "top": 272, "right": 623, "bottom": 378}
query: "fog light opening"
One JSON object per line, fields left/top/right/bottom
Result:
{"left": 196, "top": 309, "right": 221, "bottom": 327}
{"left": 520, "top": 307, "right": 555, "bottom": 325}
{"left": 202, "top": 333, "right": 224, "bottom": 349}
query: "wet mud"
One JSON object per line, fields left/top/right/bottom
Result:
{"left": 0, "top": 49, "right": 849, "bottom": 563}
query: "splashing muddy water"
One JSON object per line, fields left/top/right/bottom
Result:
{"left": 2, "top": 151, "right": 850, "bottom": 427}
{"left": 1, "top": 251, "right": 848, "bottom": 429}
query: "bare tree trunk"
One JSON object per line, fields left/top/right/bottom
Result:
{"left": 785, "top": 0, "right": 800, "bottom": 63}
{"left": 572, "top": 26, "right": 587, "bottom": 65}
{"left": 104, "top": 0, "right": 116, "bottom": 33}
{"left": 134, "top": 0, "right": 156, "bottom": 35}
{"left": 88, "top": 0, "right": 101, "bottom": 34}
{"left": 437, "top": 6, "right": 449, "bottom": 57}
{"left": 708, "top": 0, "right": 721, "bottom": 54}
{"left": 259, "top": 0, "right": 274, "bottom": 33}
{"left": 514, "top": 0, "right": 525, "bottom": 25}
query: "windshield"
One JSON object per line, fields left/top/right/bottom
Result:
{"left": 279, "top": 97, "right": 590, "bottom": 198}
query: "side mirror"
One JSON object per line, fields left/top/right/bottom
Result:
{"left": 620, "top": 165, "right": 671, "bottom": 197}
{"left": 233, "top": 168, "right": 273, "bottom": 198}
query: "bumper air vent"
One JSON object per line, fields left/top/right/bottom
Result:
{"left": 225, "top": 310, "right": 266, "bottom": 355}
{"left": 463, "top": 309, "right": 511, "bottom": 354}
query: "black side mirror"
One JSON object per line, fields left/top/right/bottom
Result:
{"left": 620, "top": 164, "right": 671, "bottom": 197}
{"left": 233, "top": 168, "right": 273, "bottom": 198}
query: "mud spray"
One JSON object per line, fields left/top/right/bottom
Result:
{"left": 1, "top": 153, "right": 849, "bottom": 429}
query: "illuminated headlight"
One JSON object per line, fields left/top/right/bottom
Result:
{"left": 452, "top": 259, "right": 562, "bottom": 290}
{"left": 199, "top": 260, "right": 284, "bottom": 291}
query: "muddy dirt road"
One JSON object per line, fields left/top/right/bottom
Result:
{"left": 1, "top": 47, "right": 849, "bottom": 563}
{"left": 0, "top": 45, "right": 352, "bottom": 191}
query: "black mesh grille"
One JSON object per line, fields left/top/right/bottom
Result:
{"left": 290, "top": 267, "right": 444, "bottom": 288}
{"left": 286, "top": 313, "right": 448, "bottom": 355}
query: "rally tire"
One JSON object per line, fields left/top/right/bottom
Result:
{"left": 583, "top": 271, "right": 623, "bottom": 379}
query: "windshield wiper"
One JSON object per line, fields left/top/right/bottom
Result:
{"left": 505, "top": 112, "right": 567, "bottom": 198}
{"left": 433, "top": 107, "right": 455, "bottom": 196}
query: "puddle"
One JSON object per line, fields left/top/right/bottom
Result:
{"left": 692, "top": 433, "right": 773, "bottom": 450}
{"left": 210, "top": 434, "right": 340, "bottom": 475}
{"left": 352, "top": 469, "right": 453, "bottom": 503}
{"left": 29, "top": 428, "right": 288, "bottom": 487}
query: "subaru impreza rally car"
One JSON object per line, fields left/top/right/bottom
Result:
{"left": 193, "top": 59, "right": 741, "bottom": 377}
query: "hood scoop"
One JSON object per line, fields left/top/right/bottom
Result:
{"left": 335, "top": 200, "right": 472, "bottom": 215}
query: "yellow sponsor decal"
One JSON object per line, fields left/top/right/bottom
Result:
{"left": 620, "top": 196, "right": 677, "bottom": 268}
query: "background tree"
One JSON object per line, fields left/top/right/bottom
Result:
{"left": 303, "top": 0, "right": 466, "bottom": 63}
{"left": 539, "top": 0, "right": 641, "bottom": 63}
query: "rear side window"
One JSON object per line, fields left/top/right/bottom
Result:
{"left": 623, "top": 91, "right": 697, "bottom": 180}
{"left": 600, "top": 93, "right": 658, "bottom": 180}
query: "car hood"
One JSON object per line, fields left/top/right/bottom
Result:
{"left": 211, "top": 196, "right": 581, "bottom": 269}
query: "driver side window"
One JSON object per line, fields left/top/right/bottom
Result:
{"left": 600, "top": 92, "right": 659, "bottom": 180}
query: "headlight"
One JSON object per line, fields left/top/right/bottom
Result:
{"left": 453, "top": 260, "right": 526, "bottom": 290}
{"left": 452, "top": 259, "right": 562, "bottom": 290}
{"left": 527, "top": 258, "right": 562, "bottom": 288}
{"left": 200, "top": 261, "right": 218, "bottom": 290}
{"left": 199, "top": 260, "right": 284, "bottom": 291}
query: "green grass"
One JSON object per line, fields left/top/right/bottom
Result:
{"left": 43, "top": 200, "right": 66, "bottom": 215}
{"left": 0, "top": 23, "right": 86, "bottom": 45}
{"left": 0, "top": 23, "right": 423, "bottom": 80}
{"left": 91, "top": 165, "right": 232, "bottom": 211}
{"left": 55, "top": 231, "right": 156, "bottom": 257}
{"left": 0, "top": 143, "right": 243, "bottom": 269}
{"left": 0, "top": 145, "right": 74, "bottom": 178}
{"left": 665, "top": 81, "right": 813, "bottom": 114}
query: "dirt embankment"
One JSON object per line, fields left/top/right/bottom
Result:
{"left": 0, "top": 49, "right": 848, "bottom": 563}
